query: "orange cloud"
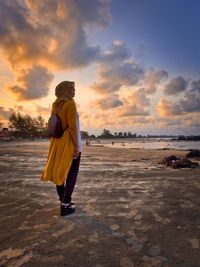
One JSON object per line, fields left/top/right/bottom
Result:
{"left": 157, "top": 98, "right": 182, "bottom": 117}
{"left": 91, "top": 41, "right": 144, "bottom": 94}
{"left": 6, "top": 65, "right": 54, "bottom": 100}
{"left": 144, "top": 69, "right": 168, "bottom": 94}
{"left": 0, "top": 106, "right": 14, "bottom": 120}
{"left": 0, "top": 0, "right": 111, "bottom": 100}
{"left": 91, "top": 94, "right": 123, "bottom": 109}
{"left": 164, "top": 76, "right": 188, "bottom": 95}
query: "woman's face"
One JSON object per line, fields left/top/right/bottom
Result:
{"left": 69, "top": 84, "right": 75, "bottom": 97}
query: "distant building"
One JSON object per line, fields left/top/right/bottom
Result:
{"left": 0, "top": 128, "right": 12, "bottom": 141}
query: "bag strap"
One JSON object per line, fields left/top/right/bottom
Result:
{"left": 53, "top": 101, "right": 69, "bottom": 132}
{"left": 54, "top": 102, "right": 65, "bottom": 115}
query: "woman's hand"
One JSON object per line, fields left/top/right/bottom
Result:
{"left": 73, "top": 147, "right": 79, "bottom": 159}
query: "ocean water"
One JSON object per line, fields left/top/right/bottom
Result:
{"left": 0, "top": 138, "right": 200, "bottom": 151}
{"left": 89, "top": 138, "right": 200, "bottom": 150}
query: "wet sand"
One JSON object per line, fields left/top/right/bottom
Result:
{"left": 0, "top": 141, "right": 200, "bottom": 267}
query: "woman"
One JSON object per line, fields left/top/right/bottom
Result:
{"left": 41, "top": 81, "right": 82, "bottom": 216}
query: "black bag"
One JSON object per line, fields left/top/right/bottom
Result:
{"left": 48, "top": 103, "right": 67, "bottom": 138}
{"left": 48, "top": 113, "right": 64, "bottom": 138}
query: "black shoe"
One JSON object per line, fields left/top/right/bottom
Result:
{"left": 60, "top": 202, "right": 76, "bottom": 216}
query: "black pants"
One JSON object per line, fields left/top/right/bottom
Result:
{"left": 56, "top": 153, "right": 81, "bottom": 203}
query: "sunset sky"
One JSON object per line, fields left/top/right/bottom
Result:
{"left": 0, "top": 0, "right": 200, "bottom": 135}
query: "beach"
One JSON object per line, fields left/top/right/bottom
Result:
{"left": 0, "top": 141, "right": 200, "bottom": 267}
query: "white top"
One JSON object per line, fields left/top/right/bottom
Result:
{"left": 76, "top": 113, "right": 82, "bottom": 152}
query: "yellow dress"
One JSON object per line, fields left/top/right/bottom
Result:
{"left": 41, "top": 99, "right": 78, "bottom": 185}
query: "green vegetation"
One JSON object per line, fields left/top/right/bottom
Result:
{"left": 0, "top": 115, "right": 200, "bottom": 141}
{"left": 97, "top": 129, "right": 137, "bottom": 139}
{"left": 8, "top": 112, "right": 48, "bottom": 139}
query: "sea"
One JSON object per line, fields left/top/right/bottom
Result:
{"left": 0, "top": 138, "right": 200, "bottom": 151}
{"left": 88, "top": 138, "right": 200, "bottom": 150}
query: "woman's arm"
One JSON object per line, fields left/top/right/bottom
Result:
{"left": 67, "top": 100, "right": 79, "bottom": 157}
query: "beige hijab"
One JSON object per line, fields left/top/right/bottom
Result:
{"left": 52, "top": 81, "right": 75, "bottom": 113}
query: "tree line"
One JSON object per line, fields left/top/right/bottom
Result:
{"left": 97, "top": 129, "right": 137, "bottom": 139}
{"left": 0, "top": 112, "right": 139, "bottom": 140}
{"left": 80, "top": 129, "right": 138, "bottom": 139}
{"left": 2, "top": 112, "right": 184, "bottom": 140}
{"left": 7, "top": 112, "right": 48, "bottom": 139}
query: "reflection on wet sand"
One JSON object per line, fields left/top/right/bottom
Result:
{"left": 0, "top": 141, "right": 200, "bottom": 267}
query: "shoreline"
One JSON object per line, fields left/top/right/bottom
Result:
{"left": 1, "top": 138, "right": 200, "bottom": 151}
{"left": 89, "top": 143, "right": 194, "bottom": 151}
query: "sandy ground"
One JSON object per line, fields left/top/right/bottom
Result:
{"left": 0, "top": 141, "right": 200, "bottom": 267}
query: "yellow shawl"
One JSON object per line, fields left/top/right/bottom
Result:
{"left": 41, "top": 99, "right": 78, "bottom": 185}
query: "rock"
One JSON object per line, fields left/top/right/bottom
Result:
{"left": 161, "top": 155, "right": 199, "bottom": 169}
{"left": 161, "top": 155, "right": 179, "bottom": 166}
{"left": 186, "top": 149, "right": 200, "bottom": 158}
{"left": 171, "top": 158, "right": 199, "bottom": 169}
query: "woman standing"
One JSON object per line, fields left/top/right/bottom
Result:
{"left": 41, "top": 81, "right": 82, "bottom": 216}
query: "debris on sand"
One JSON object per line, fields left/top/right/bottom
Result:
{"left": 161, "top": 155, "right": 199, "bottom": 169}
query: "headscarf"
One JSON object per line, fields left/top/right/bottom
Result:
{"left": 52, "top": 81, "right": 75, "bottom": 113}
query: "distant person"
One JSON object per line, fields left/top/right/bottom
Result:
{"left": 41, "top": 81, "right": 82, "bottom": 216}
{"left": 86, "top": 138, "right": 90, "bottom": 146}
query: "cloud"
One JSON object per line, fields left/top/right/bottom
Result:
{"left": 155, "top": 117, "right": 185, "bottom": 131}
{"left": 83, "top": 88, "right": 152, "bottom": 130}
{"left": 0, "top": 0, "right": 111, "bottom": 100}
{"left": 80, "top": 110, "right": 153, "bottom": 130}
{"left": 120, "top": 106, "right": 149, "bottom": 116}
{"left": 156, "top": 112, "right": 200, "bottom": 135}
{"left": 13, "top": 105, "right": 25, "bottom": 112}
{"left": 91, "top": 88, "right": 150, "bottom": 116}
{"left": 92, "top": 94, "right": 123, "bottom": 109}
{"left": 157, "top": 98, "right": 182, "bottom": 116}
{"left": 91, "top": 82, "right": 120, "bottom": 94}
{"left": 0, "top": 0, "right": 110, "bottom": 69}
{"left": 99, "top": 40, "right": 131, "bottom": 63}
{"left": 158, "top": 88, "right": 200, "bottom": 118}
{"left": 179, "top": 92, "right": 200, "bottom": 113}
{"left": 7, "top": 65, "right": 54, "bottom": 100}
{"left": 144, "top": 69, "right": 168, "bottom": 94}
{"left": 91, "top": 41, "right": 144, "bottom": 94}
{"left": 191, "top": 80, "right": 200, "bottom": 93}
{"left": 119, "top": 88, "right": 150, "bottom": 116}
{"left": 184, "top": 114, "right": 200, "bottom": 129}
{"left": 164, "top": 76, "right": 188, "bottom": 95}
{"left": 36, "top": 105, "right": 51, "bottom": 115}
{"left": 0, "top": 106, "right": 14, "bottom": 120}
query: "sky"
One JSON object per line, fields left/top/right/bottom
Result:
{"left": 0, "top": 0, "right": 200, "bottom": 135}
